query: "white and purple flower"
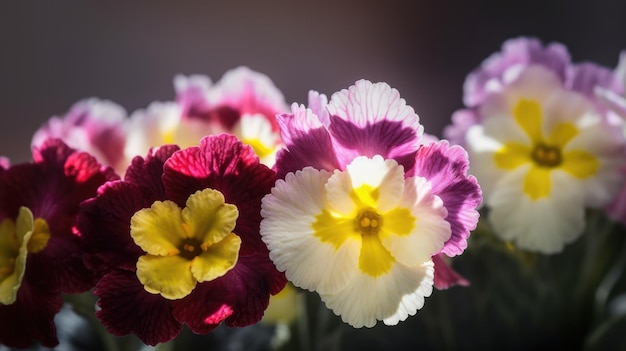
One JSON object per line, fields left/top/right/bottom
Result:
{"left": 260, "top": 80, "right": 482, "bottom": 328}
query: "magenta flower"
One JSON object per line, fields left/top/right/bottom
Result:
{"left": 78, "top": 134, "right": 286, "bottom": 345}
{"left": 0, "top": 139, "right": 117, "bottom": 348}
{"left": 31, "top": 98, "right": 128, "bottom": 175}
{"left": 261, "top": 80, "right": 481, "bottom": 327}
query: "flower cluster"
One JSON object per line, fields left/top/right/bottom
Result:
{"left": 1, "top": 38, "right": 625, "bottom": 350}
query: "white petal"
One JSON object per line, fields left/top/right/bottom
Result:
{"left": 465, "top": 125, "right": 508, "bottom": 200}
{"left": 320, "top": 260, "right": 434, "bottom": 328}
{"left": 488, "top": 167, "right": 586, "bottom": 253}
{"left": 261, "top": 168, "right": 360, "bottom": 295}
{"left": 381, "top": 177, "right": 450, "bottom": 267}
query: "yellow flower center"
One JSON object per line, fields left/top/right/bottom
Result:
{"left": 0, "top": 207, "right": 36, "bottom": 305}
{"left": 354, "top": 208, "right": 382, "bottom": 235}
{"left": 493, "top": 98, "right": 599, "bottom": 200}
{"left": 313, "top": 175, "right": 415, "bottom": 278}
{"left": 130, "top": 189, "right": 241, "bottom": 300}
{"left": 531, "top": 143, "right": 562, "bottom": 167}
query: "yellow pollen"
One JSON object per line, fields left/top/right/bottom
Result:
{"left": 355, "top": 208, "right": 382, "bottom": 235}
{"left": 531, "top": 143, "right": 562, "bottom": 168}
{"left": 179, "top": 238, "right": 203, "bottom": 260}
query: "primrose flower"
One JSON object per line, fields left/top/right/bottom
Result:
{"left": 445, "top": 37, "right": 625, "bottom": 147}
{"left": 78, "top": 134, "right": 286, "bottom": 345}
{"left": 0, "top": 139, "right": 117, "bottom": 348}
{"left": 453, "top": 39, "right": 626, "bottom": 253}
{"left": 604, "top": 51, "right": 626, "bottom": 225}
{"left": 32, "top": 98, "right": 128, "bottom": 175}
{"left": 125, "top": 66, "right": 287, "bottom": 167}
{"left": 261, "top": 80, "right": 481, "bottom": 328}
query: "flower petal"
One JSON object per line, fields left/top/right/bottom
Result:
{"left": 275, "top": 104, "right": 339, "bottom": 178}
{"left": 0, "top": 280, "right": 63, "bottom": 348}
{"left": 320, "top": 260, "right": 434, "bottom": 328}
{"left": 136, "top": 255, "right": 197, "bottom": 300}
{"left": 261, "top": 167, "right": 359, "bottom": 295}
{"left": 94, "top": 270, "right": 182, "bottom": 346}
{"left": 181, "top": 189, "right": 238, "bottom": 245}
{"left": 488, "top": 168, "right": 585, "bottom": 253}
{"left": 327, "top": 80, "right": 422, "bottom": 169}
{"left": 172, "top": 254, "right": 285, "bottom": 333}
{"left": 191, "top": 233, "right": 241, "bottom": 283}
{"left": 409, "top": 141, "right": 482, "bottom": 256}
{"left": 131, "top": 200, "right": 185, "bottom": 256}
{"left": 380, "top": 177, "right": 450, "bottom": 267}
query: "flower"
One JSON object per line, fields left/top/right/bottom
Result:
{"left": 452, "top": 38, "right": 626, "bottom": 253}
{"left": 444, "top": 37, "right": 625, "bottom": 147}
{"left": 78, "top": 134, "right": 286, "bottom": 345}
{"left": 0, "top": 139, "right": 117, "bottom": 348}
{"left": 125, "top": 66, "right": 288, "bottom": 167}
{"left": 31, "top": 98, "right": 128, "bottom": 175}
{"left": 260, "top": 80, "right": 481, "bottom": 328}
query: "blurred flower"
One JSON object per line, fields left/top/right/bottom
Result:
{"left": 447, "top": 37, "right": 626, "bottom": 253}
{"left": 31, "top": 98, "right": 128, "bottom": 175}
{"left": 125, "top": 66, "right": 288, "bottom": 168}
{"left": 78, "top": 134, "right": 286, "bottom": 345}
{"left": 261, "top": 80, "right": 481, "bottom": 328}
{"left": 0, "top": 139, "right": 117, "bottom": 347}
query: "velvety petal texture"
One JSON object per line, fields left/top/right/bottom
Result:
{"left": 78, "top": 134, "right": 286, "bottom": 345}
{"left": 0, "top": 139, "right": 117, "bottom": 348}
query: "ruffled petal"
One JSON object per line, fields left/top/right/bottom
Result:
{"left": 275, "top": 104, "right": 339, "bottom": 177}
{"left": 327, "top": 80, "right": 423, "bottom": 170}
{"left": 569, "top": 62, "right": 624, "bottom": 99}
{"left": 381, "top": 177, "right": 450, "bottom": 267}
{"left": 136, "top": 255, "right": 197, "bottom": 300}
{"left": 131, "top": 201, "right": 186, "bottom": 256}
{"left": 320, "top": 260, "right": 434, "bottom": 328}
{"left": 191, "top": 233, "right": 241, "bottom": 283}
{"left": 94, "top": 270, "right": 182, "bottom": 346}
{"left": 261, "top": 167, "right": 360, "bottom": 295}
{"left": 408, "top": 141, "right": 482, "bottom": 256}
{"left": 78, "top": 181, "right": 152, "bottom": 273}
{"left": 172, "top": 254, "right": 286, "bottom": 333}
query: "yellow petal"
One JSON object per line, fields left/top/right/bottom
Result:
{"left": 547, "top": 122, "right": 578, "bottom": 148}
{"left": 191, "top": 232, "right": 241, "bottom": 282}
{"left": 312, "top": 210, "right": 357, "bottom": 249}
{"left": 358, "top": 234, "right": 395, "bottom": 277}
{"left": 561, "top": 150, "right": 599, "bottom": 179}
{"left": 513, "top": 99, "right": 544, "bottom": 144}
{"left": 181, "top": 189, "right": 238, "bottom": 246}
{"left": 494, "top": 143, "right": 531, "bottom": 170}
{"left": 131, "top": 200, "right": 186, "bottom": 256}
{"left": 0, "top": 207, "right": 34, "bottom": 305}
{"left": 380, "top": 208, "right": 415, "bottom": 238}
{"left": 523, "top": 166, "right": 552, "bottom": 200}
{"left": 136, "top": 254, "right": 196, "bottom": 300}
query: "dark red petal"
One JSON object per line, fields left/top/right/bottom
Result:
{"left": 163, "top": 134, "right": 276, "bottom": 256}
{"left": 94, "top": 270, "right": 182, "bottom": 346}
{"left": 123, "top": 145, "right": 180, "bottom": 197}
{"left": 78, "top": 181, "right": 153, "bottom": 274}
{"left": 0, "top": 281, "right": 63, "bottom": 348}
{"left": 172, "top": 254, "right": 286, "bottom": 333}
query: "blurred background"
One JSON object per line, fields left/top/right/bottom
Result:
{"left": 1, "top": 0, "right": 625, "bottom": 163}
